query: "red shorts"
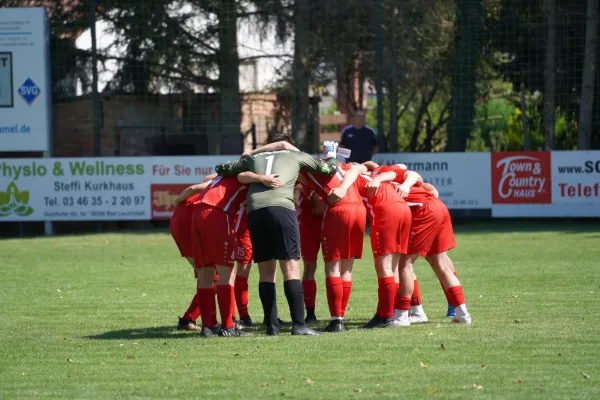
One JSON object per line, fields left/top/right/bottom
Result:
{"left": 369, "top": 201, "right": 412, "bottom": 257}
{"left": 299, "top": 211, "right": 322, "bottom": 263}
{"left": 170, "top": 203, "right": 194, "bottom": 258}
{"left": 408, "top": 198, "right": 456, "bottom": 257}
{"left": 233, "top": 210, "right": 253, "bottom": 264}
{"left": 321, "top": 203, "right": 367, "bottom": 262}
{"left": 191, "top": 204, "right": 235, "bottom": 268}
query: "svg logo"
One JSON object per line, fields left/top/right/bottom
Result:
{"left": 18, "top": 78, "right": 41, "bottom": 105}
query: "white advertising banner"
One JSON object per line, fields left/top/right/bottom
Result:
{"left": 0, "top": 155, "right": 241, "bottom": 221}
{"left": 491, "top": 151, "right": 600, "bottom": 217}
{"left": 372, "top": 152, "right": 492, "bottom": 209}
{"left": 0, "top": 158, "right": 150, "bottom": 221}
{"left": 0, "top": 8, "right": 51, "bottom": 152}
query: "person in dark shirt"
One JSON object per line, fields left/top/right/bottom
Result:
{"left": 340, "top": 110, "right": 378, "bottom": 163}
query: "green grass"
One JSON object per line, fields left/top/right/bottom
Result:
{"left": 1, "top": 221, "right": 600, "bottom": 399}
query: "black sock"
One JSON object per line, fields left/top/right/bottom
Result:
{"left": 284, "top": 279, "right": 305, "bottom": 326}
{"left": 259, "top": 282, "right": 279, "bottom": 327}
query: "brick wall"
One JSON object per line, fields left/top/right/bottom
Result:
{"left": 52, "top": 93, "right": 282, "bottom": 157}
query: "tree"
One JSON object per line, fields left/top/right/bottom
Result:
{"left": 544, "top": 0, "right": 557, "bottom": 150}
{"left": 446, "top": 0, "right": 484, "bottom": 152}
{"left": 578, "top": 0, "right": 599, "bottom": 150}
{"left": 291, "top": 0, "right": 310, "bottom": 150}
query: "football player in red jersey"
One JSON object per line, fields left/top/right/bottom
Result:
{"left": 329, "top": 164, "right": 416, "bottom": 328}
{"left": 190, "top": 176, "right": 252, "bottom": 337}
{"left": 367, "top": 163, "right": 472, "bottom": 326}
{"left": 301, "top": 162, "right": 367, "bottom": 332}
{"left": 170, "top": 176, "right": 216, "bottom": 331}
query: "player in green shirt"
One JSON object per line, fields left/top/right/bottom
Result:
{"left": 215, "top": 136, "right": 339, "bottom": 336}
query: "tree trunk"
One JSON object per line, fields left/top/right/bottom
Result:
{"left": 291, "top": 0, "right": 310, "bottom": 150}
{"left": 446, "top": 0, "right": 483, "bottom": 152}
{"left": 543, "top": 0, "right": 557, "bottom": 151}
{"left": 578, "top": 0, "right": 599, "bottom": 150}
{"left": 388, "top": 16, "right": 399, "bottom": 153}
{"left": 217, "top": 0, "right": 242, "bottom": 154}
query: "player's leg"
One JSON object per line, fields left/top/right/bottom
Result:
{"left": 302, "top": 261, "right": 318, "bottom": 322}
{"left": 394, "top": 254, "right": 418, "bottom": 326}
{"left": 364, "top": 252, "right": 400, "bottom": 329}
{"left": 191, "top": 206, "right": 220, "bottom": 336}
{"left": 426, "top": 200, "right": 460, "bottom": 318}
{"left": 248, "top": 207, "right": 282, "bottom": 336}
{"left": 274, "top": 207, "right": 320, "bottom": 336}
{"left": 215, "top": 264, "right": 251, "bottom": 336}
{"left": 409, "top": 271, "right": 428, "bottom": 324}
{"left": 340, "top": 258, "right": 355, "bottom": 318}
{"left": 170, "top": 206, "right": 202, "bottom": 330}
{"left": 340, "top": 205, "right": 366, "bottom": 320}
{"left": 300, "top": 217, "right": 321, "bottom": 323}
{"left": 235, "top": 261, "right": 252, "bottom": 326}
{"left": 426, "top": 253, "right": 471, "bottom": 324}
{"left": 322, "top": 260, "right": 346, "bottom": 332}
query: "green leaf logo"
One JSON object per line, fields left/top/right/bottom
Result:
{"left": 0, "top": 181, "right": 34, "bottom": 218}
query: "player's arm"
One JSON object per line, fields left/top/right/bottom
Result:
{"left": 237, "top": 171, "right": 285, "bottom": 188}
{"left": 215, "top": 158, "right": 249, "bottom": 177}
{"left": 397, "top": 170, "right": 423, "bottom": 197}
{"left": 362, "top": 161, "right": 380, "bottom": 171}
{"left": 327, "top": 164, "right": 368, "bottom": 203}
{"left": 204, "top": 173, "right": 218, "bottom": 182}
{"left": 297, "top": 152, "right": 338, "bottom": 176}
{"left": 243, "top": 141, "right": 300, "bottom": 157}
{"left": 365, "top": 171, "right": 397, "bottom": 197}
{"left": 174, "top": 182, "right": 211, "bottom": 207}
{"left": 422, "top": 182, "right": 439, "bottom": 198}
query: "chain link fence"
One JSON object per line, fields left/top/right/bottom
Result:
{"left": 15, "top": 0, "right": 600, "bottom": 156}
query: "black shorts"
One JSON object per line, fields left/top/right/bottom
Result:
{"left": 247, "top": 206, "right": 300, "bottom": 263}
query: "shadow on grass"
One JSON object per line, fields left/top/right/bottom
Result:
{"left": 85, "top": 326, "right": 201, "bottom": 340}
{"left": 86, "top": 320, "right": 373, "bottom": 340}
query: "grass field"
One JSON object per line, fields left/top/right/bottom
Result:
{"left": 1, "top": 220, "right": 600, "bottom": 399}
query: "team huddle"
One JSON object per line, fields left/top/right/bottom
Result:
{"left": 169, "top": 135, "right": 471, "bottom": 337}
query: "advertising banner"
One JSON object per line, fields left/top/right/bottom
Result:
{"left": 491, "top": 151, "right": 600, "bottom": 217}
{"left": 372, "top": 152, "right": 491, "bottom": 209}
{"left": 0, "top": 8, "right": 51, "bottom": 152}
{"left": 0, "top": 158, "right": 149, "bottom": 221}
{"left": 148, "top": 156, "right": 232, "bottom": 220}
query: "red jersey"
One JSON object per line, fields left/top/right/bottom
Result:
{"left": 295, "top": 181, "right": 313, "bottom": 218}
{"left": 193, "top": 176, "right": 247, "bottom": 214}
{"left": 355, "top": 174, "right": 404, "bottom": 208}
{"left": 302, "top": 162, "right": 363, "bottom": 207}
{"left": 373, "top": 164, "right": 433, "bottom": 203}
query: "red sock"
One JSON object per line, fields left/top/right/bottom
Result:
{"left": 216, "top": 285, "right": 235, "bottom": 329}
{"left": 395, "top": 295, "right": 411, "bottom": 311}
{"left": 302, "top": 279, "right": 317, "bottom": 309}
{"left": 182, "top": 293, "right": 200, "bottom": 322}
{"left": 234, "top": 276, "right": 249, "bottom": 319}
{"left": 341, "top": 280, "right": 352, "bottom": 316}
{"left": 376, "top": 276, "right": 396, "bottom": 318}
{"left": 325, "top": 277, "right": 343, "bottom": 317}
{"left": 198, "top": 288, "right": 217, "bottom": 327}
{"left": 411, "top": 279, "right": 422, "bottom": 306}
{"left": 439, "top": 279, "right": 452, "bottom": 304}
{"left": 446, "top": 286, "right": 465, "bottom": 308}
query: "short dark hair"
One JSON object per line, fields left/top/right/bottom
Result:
{"left": 268, "top": 133, "right": 294, "bottom": 144}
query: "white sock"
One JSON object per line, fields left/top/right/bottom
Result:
{"left": 455, "top": 304, "right": 468, "bottom": 318}
{"left": 330, "top": 316, "right": 342, "bottom": 321}
{"left": 394, "top": 309, "right": 409, "bottom": 321}
{"left": 410, "top": 305, "right": 424, "bottom": 315}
